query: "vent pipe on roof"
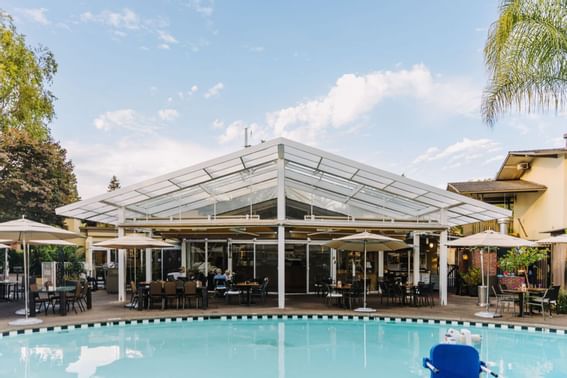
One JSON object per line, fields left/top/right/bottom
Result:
{"left": 244, "top": 127, "right": 251, "bottom": 148}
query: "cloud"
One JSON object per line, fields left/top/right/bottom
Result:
{"left": 191, "top": 85, "right": 199, "bottom": 93}
{"left": 158, "top": 30, "right": 177, "bottom": 44}
{"left": 93, "top": 109, "right": 159, "bottom": 133}
{"left": 80, "top": 8, "right": 141, "bottom": 30}
{"left": 187, "top": 0, "right": 214, "bottom": 17}
{"left": 265, "top": 65, "right": 479, "bottom": 143}
{"left": 157, "top": 108, "right": 179, "bottom": 121}
{"left": 15, "top": 8, "right": 50, "bottom": 25}
{"left": 66, "top": 136, "right": 228, "bottom": 199}
{"left": 211, "top": 119, "right": 224, "bottom": 129}
{"left": 204, "top": 82, "right": 224, "bottom": 98}
{"left": 158, "top": 43, "right": 171, "bottom": 50}
{"left": 412, "top": 138, "right": 501, "bottom": 166}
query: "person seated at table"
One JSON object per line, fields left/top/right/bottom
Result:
{"left": 213, "top": 269, "right": 227, "bottom": 296}
{"left": 224, "top": 270, "right": 233, "bottom": 282}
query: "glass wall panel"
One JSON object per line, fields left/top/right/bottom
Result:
{"left": 126, "top": 249, "right": 143, "bottom": 283}
{"left": 308, "top": 245, "right": 330, "bottom": 292}
{"left": 286, "top": 244, "right": 306, "bottom": 293}
{"left": 208, "top": 242, "right": 227, "bottom": 273}
{"left": 232, "top": 243, "right": 254, "bottom": 281}
{"left": 256, "top": 244, "right": 278, "bottom": 292}
{"left": 163, "top": 249, "right": 181, "bottom": 276}
{"left": 151, "top": 250, "right": 162, "bottom": 280}
{"left": 188, "top": 242, "right": 206, "bottom": 273}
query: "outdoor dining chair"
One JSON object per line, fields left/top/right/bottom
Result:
{"left": 251, "top": 277, "right": 269, "bottom": 304}
{"left": 183, "top": 280, "right": 199, "bottom": 309}
{"left": 30, "top": 283, "right": 51, "bottom": 315}
{"left": 148, "top": 281, "right": 164, "bottom": 310}
{"left": 491, "top": 285, "right": 516, "bottom": 315}
{"left": 129, "top": 281, "right": 139, "bottom": 310}
{"left": 527, "top": 285, "right": 560, "bottom": 319}
{"left": 163, "top": 281, "right": 178, "bottom": 309}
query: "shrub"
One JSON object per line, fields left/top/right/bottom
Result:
{"left": 557, "top": 291, "right": 567, "bottom": 314}
{"left": 462, "top": 267, "right": 482, "bottom": 286}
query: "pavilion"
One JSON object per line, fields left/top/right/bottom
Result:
{"left": 56, "top": 138, "right": 511, "bottom": 308}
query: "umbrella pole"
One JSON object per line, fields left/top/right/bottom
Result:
{"left": 23, "top": 240, "right": 29, "bottom": 320}
{"left": 363, "top": 240, "right": 367, "bottom": 308}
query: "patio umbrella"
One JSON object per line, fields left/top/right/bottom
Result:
{"left": 325, "top": 231, "right": 408, "bottom": 312}
{"left": 537, "top": 234, "right": 567, "bottom": 244}
{"left": 446, "top": 230, "right": 536, "bottom": 318}
{"left": 0, "top": 217, "right": 81, "bottom": 326}
{"left": 95, "top": 235, "right": 175, "bottom": 302}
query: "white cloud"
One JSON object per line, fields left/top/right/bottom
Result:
{"left": 247, "top": 45, "right": 264, "bottom": 53}
{"left": 191, "top": 85, "right": 199, "bottom": 93}
{"left": 188, "top": 0, "right": 214, "bottom": 17}
{"left": 211, "top": 119, "right": 224, "bottom": 129}
{"left": 204, "top": 82, "right": 224, "bottom": 98}
{"left": 66, "top": 136, "right": 227, "bottom": 199}
{"left": 16, "top": 8, "right": 50, "bottom": 25}
{"left": 158, "top": 108, "right": 179, "bottom": 121}
{"left": 158, "top": 43, "right": 171, "bottom": 50}
{"left": 80, "top": 8, "right": 140, "bottom": 30}
{"left": 93, "top": 109, "right": 158, "bottom": 133}
{"left": 265, "top": 64, "right": 479, "bottom": 143}
{"left": 158, "top": 30, "right": 177, "bottom": 44}
{"left": 412, "top": 138, "right": 501, "bottom": 166}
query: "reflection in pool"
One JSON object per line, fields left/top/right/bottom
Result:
{"left": 1, "top": 319, "right": 567, "bottom": 377}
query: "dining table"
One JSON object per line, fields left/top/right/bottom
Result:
{"left": 31, "top": 285, "right": 76, "bottom": 316}
{"left": 235, "top": 282, "right": 260, "bottom": 306}
{"left": 503, "top": 288, "right": 547, "bottom": 317}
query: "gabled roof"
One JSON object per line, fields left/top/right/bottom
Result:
{"left": 56, "top": 138, "right": 511, "bottom": 226}
{"left": 496, "top": 148, "right": 567, "bottom": 180}
{"left": 447, "top": 180, "right": 546, "bottom": 195}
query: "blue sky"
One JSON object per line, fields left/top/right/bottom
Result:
{"left": 4, "top": 1, "right": 565, "bottom": 198}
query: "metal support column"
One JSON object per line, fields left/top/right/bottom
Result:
{"left": 277, "top": 143, "right": 286, "bottom": 309}
{"left": 117, "top": 207, "right": 126, "bottom": 302}
{"left": 439, "top": 208, "right": 448, "bottom": 306}
{"left": 413, "top": 233, "right": 420, "bottom": 284}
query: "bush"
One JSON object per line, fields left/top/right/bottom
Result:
{"left": 557, "top": 291, "right": 567, "bottom": 314}
{"left": 462, "top": 267, "right": 482, "bottom": 286}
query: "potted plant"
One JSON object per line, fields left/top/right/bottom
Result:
{"left": 498, "top": 247, "right": 548, "bottom": 286}
{"left": 461, "top": 267, "right": 482, "bottom": 296}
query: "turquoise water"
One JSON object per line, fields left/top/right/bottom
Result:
{"left": 1, "top": 319, "right": 567, "bottom": 377}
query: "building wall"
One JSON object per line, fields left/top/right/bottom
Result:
{"left": 513, "top": 157, "right": 566, "bottom": 239}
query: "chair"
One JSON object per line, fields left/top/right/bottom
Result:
{"left": 491, "top": 285, "right": 516, "bottom": 315}
{"left": 251, "top": 277, "right": 269, "bottom": 304}
{"left": 528, "top": 285, "right": 560, "bottom": 319}
{"left": 163, "top": 281, "right": 178, "bottom": 309}
{"left": 65, "top": 283, "right": 83, "bottom": 314}
{"left": 147, "top": 281, "right": 163, "bottom": 310}
{"left": 423, "top": 344, "right": 498, "bottom": 377}
{"left": 214, "top": 278, "right": 227, "bottom": 298}
{"left": 30, "top": 283, "right": 50, "bottom": 315}
{"left": 129, "top": 281, "right": 139, "bottom": 310}
{"left": 344, "top": 281, "right": 363, "bottom": 309}
{"left": 225, "top": 282, "right": 242, "bottom": 305}
{"left": 183, "top": 281, "right": 199, "bottom": 309}
{"left": 324, "top": 283, "right": 343, "bottom": 306}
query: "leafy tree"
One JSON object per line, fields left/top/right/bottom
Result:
{"left": 498, "top": 246, "right": 548, "bottom": 285}
{"left": 107, "top": 175, "right": 121, "bottom": 191}
{"left": 482, "top": 0, "right": 567, "bottom": 126}
{"left": 0, "top": 129, "right": 79, "bottom": 225}
{"left": 0, "top": 12, "right": 57, "bottom": 140}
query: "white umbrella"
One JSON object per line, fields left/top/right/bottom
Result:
{"left": 537, "top": 234, "right": 567, "bottom": 244}
{"left": 0, "top": 217, "right": 81, "bottom": 326}
{"left": 325, "top": 232, "right": 408, "bottom": 312}
{"left": 446, "top": 230, "right": 535, "bottom": 318}
{"left": 94, "top": 235, "right": 174, "bottom": 249}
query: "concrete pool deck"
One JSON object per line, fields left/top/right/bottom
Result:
{"left": 1, "top": 290, "right": 566, "bottom": 333}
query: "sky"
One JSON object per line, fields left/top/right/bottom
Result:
{"left": 3, "top": 1, "right": 566, "bottom": 199}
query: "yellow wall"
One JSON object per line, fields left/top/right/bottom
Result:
{"left": 513, "top": 156, "right": 566, "bottom": 239}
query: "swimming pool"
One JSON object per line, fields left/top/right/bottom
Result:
{"left": 1, "top": 316, "right": 566, "bottom": 377}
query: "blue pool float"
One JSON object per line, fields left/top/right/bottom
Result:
{"left": 422, "top": 343, "right": 498, "bottom": 377}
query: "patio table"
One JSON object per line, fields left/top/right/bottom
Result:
{"left": 235, "top": 282, "right": 260, "bottom": 306}
{"left": 503, "top": 288, "right": 547, "bottom": 317}
{"left": 31, "top": 285, "right": 76, "bottom": 316}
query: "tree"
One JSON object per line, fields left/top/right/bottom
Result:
{"left": 107, "top": 175, "right": 121, "bottom": 191}
{"left": 0, "top": 12, "right": 57, "bottom": 140}
{"left": 0, "top": 129, "right": 79, "bottom": 225}
{"left": 482, "top": 0, "right": 567, "bottom": 126}
{"left": 498, "top": 246, "right": 548, "bottom": 285}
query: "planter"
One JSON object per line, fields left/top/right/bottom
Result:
{"left": 467, "top": 284, "right": 478, "bottom": 297}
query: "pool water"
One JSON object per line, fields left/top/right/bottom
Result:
{"left": 1, "top": 319, "right": 566, "bottom": 377}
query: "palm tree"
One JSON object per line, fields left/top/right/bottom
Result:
{"left": 482, "top": 0, "right": 567, "bottom": 126}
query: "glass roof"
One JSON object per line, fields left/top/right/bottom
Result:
{"left": 56, "top": 138, "right": 511, "bottom": 227}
